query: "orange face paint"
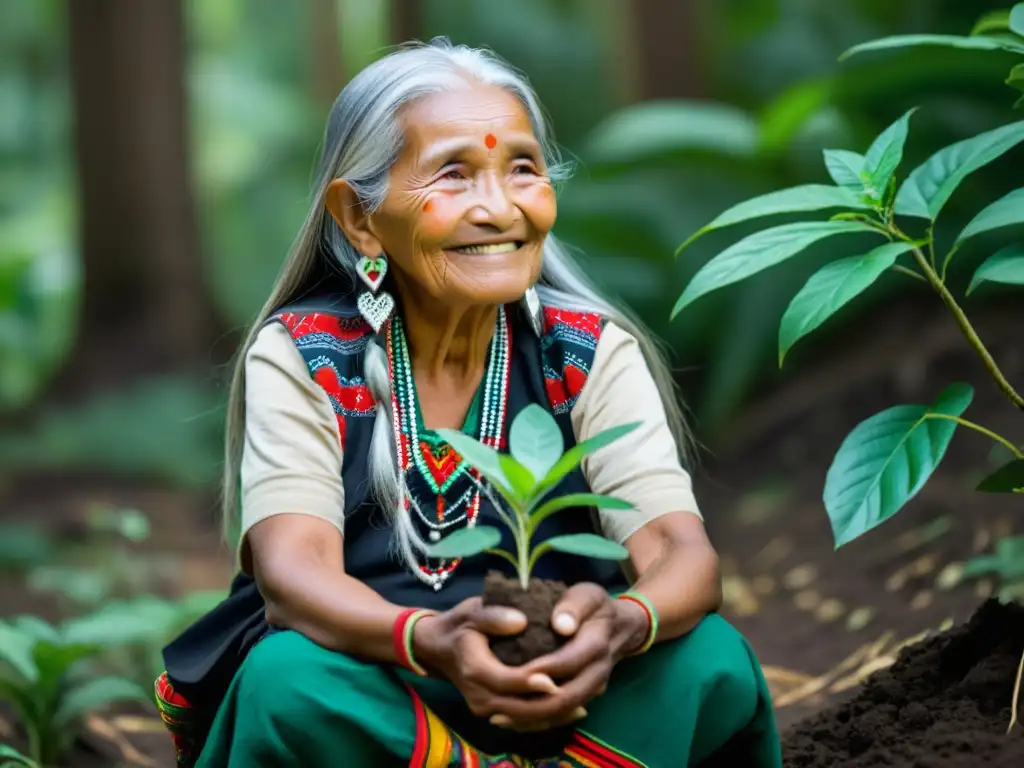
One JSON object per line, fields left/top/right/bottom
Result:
{"left": 484, "top": 133, "right": 497, "bottom": 150}
{"left": 422, "top": 199, "right": 433, "bottom": 213}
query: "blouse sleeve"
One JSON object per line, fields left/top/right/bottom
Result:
{"left": 239, "top": 321, "right": 345, "bottom": 571}
{"left": 570, "top": 322, "right": 702, "bottom": 545}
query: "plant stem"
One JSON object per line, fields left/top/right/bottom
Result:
{"left": 1009, "top": 646, "right": 1024, "bottom": 734}
{"left": 907, "top": 245, "right": 1024, "bottom": 411}
{"left": 486, "top": 548, "right": 519, "bottom": 569}
{"left": 923, "top": 413, "right": 1024, "bottom": 458}
{"left": 890, "top": 265, "right": 927, "bottom": 282}
{"left": 516, "top": 512, "right": 530, "bottom": 589}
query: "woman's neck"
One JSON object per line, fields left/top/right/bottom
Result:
{"left": 395, "top": 283, "right": 497, "bottom": 385}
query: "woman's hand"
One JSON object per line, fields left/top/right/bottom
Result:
{"left": 486, "top": 583, "right": 649, "bottom": 731}
{"left": 412, "top": 597, "right": 567, "bottom": 728}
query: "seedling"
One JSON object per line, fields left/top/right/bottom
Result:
{"left": 673, "top": 3, "right": 1024, "bottom": 732}
{"left": 424, "top": 404, "right": 639, "bottom": 589}
{"left": 0, "top": 616, "right": 148, "bottom": 765}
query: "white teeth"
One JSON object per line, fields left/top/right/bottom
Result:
{"left": 452, "top": 242, "right": 520, "bottom": 255}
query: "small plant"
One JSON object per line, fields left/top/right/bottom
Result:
{"left": 673, "top": 2, "right": 1024, "bottom": 732}
{"left": 425, "top": 404, "right": 638, "bottom": 587}
{"left": 0, "top": 615, "right": 148, "bottom": 766}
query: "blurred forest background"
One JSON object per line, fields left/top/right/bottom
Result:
{"left": 1, "top": 0, "right": 1023, "bottom": 763}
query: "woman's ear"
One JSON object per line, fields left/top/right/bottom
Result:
{"left": 325, "top": 179, "right": 382, "bottom": 257}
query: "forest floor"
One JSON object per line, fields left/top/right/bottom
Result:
{"left": 1, "top": 298, "right": 1021, "bottom": 766}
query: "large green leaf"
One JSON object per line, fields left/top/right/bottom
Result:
{"left": 824, "top": 383, "right": 974, "bottom": 548}
{"left": 535, "top": 422, "right": 640, "bottom": 498}
{"left": 967, "top": 244, "right": 1024, "bottom": 294}
{"left": 976, "top": 459, "right": 1024, "bottom": 492}
{"left": 840, "top": 34, "right": 1023, "bottom": 61}
{"left": 778, "top": 243, "right": 915, "bottom": 365}
{"left": 0, "top": 623, "right": 37, "bottom": 684}
{"left": 508, "top": 404, "right": 564, "bottom": 484}
{"left": 971, "top": 10, "right": 1012, "bottom": 36}
{"left": 894, "top": 121, "right": 1024, "bottom": 220}
{"left": 677, "top": 186, "right": 870, "bottom": 253}
{"left": 425, "top": 526, "right": 503, "bottom": 560}
{"left": 53, "top": 676, "right": 148, "bottom": 730}
{"left": 529, "top": 493, "right": 632, "bottom": 532}
{"left": 541, "top": 533, "right": 629, "bottom": 561}
{"left": 434, "top": 430, "right": 511, "bottom": 494}
{"left": 863, "top": 108, "right": 917, "bottom": 196}
{"left": 672, "top": 221, "right": 880, "bottom": 317}
{"left": 1012, "top": 4, "right": 1024, "bottom": 36}
{"left": 957, "top": 188, "right": 1024, "bottom": 242}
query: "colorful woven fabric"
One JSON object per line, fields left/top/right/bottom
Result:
{"left": 539, "top": 308, "right": 602, "bottom": 415}
{"left": 154, "top": 672, "right": 202, "bottom": 767}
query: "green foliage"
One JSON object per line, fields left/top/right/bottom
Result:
{"left": 964, "top": 536, "right": 1024, "bottom": 603}
{"left": 824, "top": 384, "right": 974, "bottom": 547}
{"left": 976, "top": 459, "right": 1024, "bottom": 493}
{"left": 0, "top": 616, "right": 147, "bottom": 766}
{"left": 673, "top": 49, "right": 1024, "bottom": 550}
{"left": 968, "top": 244, "right": 1024, "bottom": 294}
{"left": 0, "top": 745, "right": 38, "bottom": 768}
{"left": 428, "top": 405, "right": 637, "bottom": 587}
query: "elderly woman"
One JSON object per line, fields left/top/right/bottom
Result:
{"left": 157, "top": 39, "right": 781, "bottom": 768}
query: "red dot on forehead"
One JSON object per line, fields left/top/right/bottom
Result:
{"left": 484, "top": 133, "right": 497, "bottom": 149}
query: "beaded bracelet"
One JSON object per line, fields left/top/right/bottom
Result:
{"left": 617, "top": 592, "right": 659, "bottom": 656}
{"left": 392, "top": 608, "right": 436, "bottom": 677}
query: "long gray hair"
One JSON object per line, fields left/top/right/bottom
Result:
{"left": 222, "top": 38, "right": 692, "bottom": 566}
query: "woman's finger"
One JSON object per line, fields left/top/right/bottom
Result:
{"left": 550, "top": 583, "right": 608, "bottom": 636}
{"left": 521, "top": 621, "right": 610, "bottom": 681}
{"left": 469, "top": 605, "right": 529, "bottom": 637}
{"left": 457, "top": 631, "right": 541, "bottom": 696}
{"left": 487, "top": 657, "right": 611, "bottom": 727}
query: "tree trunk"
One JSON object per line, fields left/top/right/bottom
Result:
{"left": 391, "top": 0, "right": 423, "bottom": 45}
{"left": 310, "top": 0, "right": 345, "bottom": 108}
{"left": 631, "top": 0, "right": 705, "bottom": 100}
{"left": 61, "top": 0, "right": 216, "bottom": 401}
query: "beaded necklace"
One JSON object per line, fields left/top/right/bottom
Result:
{"left": 385, "top": 306, "right": 510, "bottom": 590}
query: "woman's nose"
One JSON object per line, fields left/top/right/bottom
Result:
{"left": 466, "top": 174, "right": 518, "bottom": 231}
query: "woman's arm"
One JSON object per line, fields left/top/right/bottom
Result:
{"left": 248, "top": 513, "right": 408, "bottom": 661}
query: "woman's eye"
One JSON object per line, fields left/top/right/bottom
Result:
{"left": 513, "top": 163, "right": 537, "bottom": 175}
{"left": 440, "top": 168, "right": 466, "bottom": 181}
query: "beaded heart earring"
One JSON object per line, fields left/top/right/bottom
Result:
{"left": 355, "top": 253, "right": 394, "bottom": 332}
{"left": 522, "top": 285, "right": 543, "bottom": 337}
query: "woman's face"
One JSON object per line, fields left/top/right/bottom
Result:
{"left": 362, "top": 83, "right": 556, "bottom": 307}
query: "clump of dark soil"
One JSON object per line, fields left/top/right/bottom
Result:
{"left": 783, "top": 599, "right": 1024, "bottom": 767}
{"left": 481, "top": 570, "right": 566, "bottom": 666}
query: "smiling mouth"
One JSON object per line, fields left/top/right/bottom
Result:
{"left": 449, "top": 241, "right": 524, "bottom": 255}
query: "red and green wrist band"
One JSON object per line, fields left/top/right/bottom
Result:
{"left": 393, "top": 608, "right": 436, "bottom": 677}
{"left": 617, "top": 591, "right": 659, "bottom": 656}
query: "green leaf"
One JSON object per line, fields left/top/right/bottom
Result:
{"left": 425, "top": 526, "right": 503, "bottom": 560}
{"left": 779, "top": 243, "right": 914, "bottom": 364}
{"left": 824, "top": 383, "right": 974, "bottom": 548}
{"left": 542, "top": 533, "right": 629, "bottom": 561}
{"left": 964, "top": 537, "right": 1024, "bottom": 580}
{"left": 967, "top": 244, "right": 1024, "bottom": 294}
{"left": 863, "top": 108, "right": 917, "bottom": 196}
{"left": 1012, "top": 4, "right": 1024, "bottom": 36}
{"left": 0, "top": 623, "right": 37, "bottom": 684}
{"left": 1009, "top": 63, "right": 1024, "bottom": 96}
{"left": 971, "top": 10, "right": 1012, "bottom": 36}
{"left": 823, "top": 150, "right": 865, "bottom": 189}
{"left": 0, "top": 745, "right": 38, "bottom": 768}
{"left": 530, "top": 493, "right": 633, "bottom": 532}
{"left": 497, "top": 454, "right": 537, "bottom": 501}
{"left": 976, "top": 459, "right": 1024, "bottom": 493}
{"left": 434, "top": 430, "right": 510, "bottom": 493}
{"left": 894, "top": 121, "right": 1024, "bottom": 220}
{"left": 957, "top": 188, "right": 1024, "bottom": 243}
{"left": 585, "top": 101, "right": 757, "bottom": 166}
{"left": 677, "top": 185, "right": 870, "bottom": 253}
{"left": 672, "top": 221, "right": 880, "bottom": 317}
{"left": 535, "top": 422, "right": 641, "bottom": 497}
{"left": 53, "top": 676, "right": 148, "bottom": 730}
{"left": 508, "top": 404, "right": 564, "bottom": 483}
{"left": 11, "top": 617, "right": 60, "bottom": 645}
{"left": 840, "top": 34, "right": 1021, "bottom": 61}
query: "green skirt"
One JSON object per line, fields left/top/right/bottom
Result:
{"left": 191, "top": 614, "right": 780, "bottom": 767}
